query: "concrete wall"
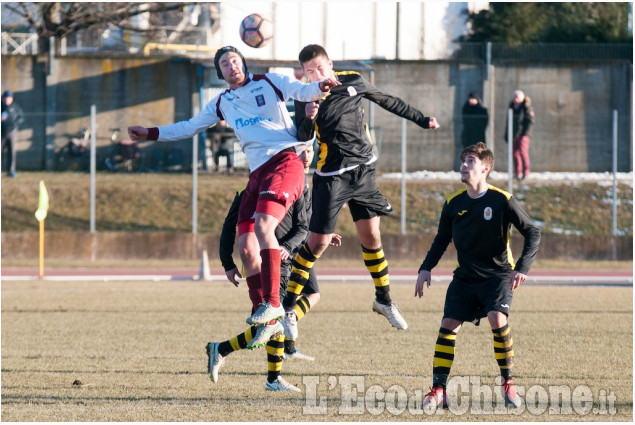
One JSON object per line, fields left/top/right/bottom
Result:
{"left": 371, "top": 60, "right": 633, "bottom": 173}
{"left": 2, "top": 55, "right": 632, "bottom": 172}
{"left": 2, "top": 232, "right": 631, "bottom": 262}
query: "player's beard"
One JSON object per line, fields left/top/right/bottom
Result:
{"left": 225, "top": 69, "right": 245, "bottom": 87}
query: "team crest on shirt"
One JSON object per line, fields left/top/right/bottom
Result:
{"left": 347, "top": 86, "right": 357, "bottom": 96}
{"left": 484, "top": 207, "right": 493, "bottom": 220}
{"left": 255, "top": 94, "right": 266, "bottom": 107}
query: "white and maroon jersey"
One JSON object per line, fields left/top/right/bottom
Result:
{"left": 155, "top": 73, "right": 324, "bottom": 172}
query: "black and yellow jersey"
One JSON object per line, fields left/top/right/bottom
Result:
{"left": 419, "top": 185, "right": 540, "bottom": 281}
{"left": 294, "top": 71, "right": 432, "bottom": 176}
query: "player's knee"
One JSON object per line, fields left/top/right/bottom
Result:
{"left": 308, "top": 234, "right": 331, "bottom": 255}
{"left": 239, "top": 246, "right": 260, "bottom": 269}
{"left": 305, "top": 292, "right": 320, "bottom": 306}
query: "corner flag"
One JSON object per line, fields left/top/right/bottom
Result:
{"left": 35, "top": 180, "right": 49, "bottom": 222}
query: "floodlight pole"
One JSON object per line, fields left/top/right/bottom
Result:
{"left": 90, "top": 104, "right": 96, "bottom": 234}
{"left": 612, "top": 110, "right": 618, "bottom": 236}
{"left": 400, "top": 118, "right": 406, "bottom": 235}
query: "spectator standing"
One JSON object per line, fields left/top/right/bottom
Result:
{"left": 505, "top": 90, "right": 534, "bottom": 180}
{"left": 1, "top": 90, "right": 24, "bottom": 178}
{"left": 461, "top": 92, "right": 488, "bottom": 148}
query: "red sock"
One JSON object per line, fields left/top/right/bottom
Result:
{"left": 245, "top": 274, "right": 263, "bottom": 311}
{"left": 260, "top": 249, "right": 281, "bottom": 307}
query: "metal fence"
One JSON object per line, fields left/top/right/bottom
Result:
{"left": 451, "top": 42, "right": 633, "bottom": 63}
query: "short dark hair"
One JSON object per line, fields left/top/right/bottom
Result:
{"left": 460, "top": 142, "right": 494, "bottom": 175}
{"left": 299, "top": 44, "right": 329, "bottom": 64}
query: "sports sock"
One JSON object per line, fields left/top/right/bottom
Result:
{"left": 432, "top": 327, "right": 457, "bottom": 389}
{"left": 245, "top": 274, "right": 263, "bottom": 311}
{"left": 283, "top": 297, "right": 312, "bottom": 354}
{"left": 284, "top": 337, "right": 296, "bottom": 354}
{"left": 362, "top": 245, "right": 392, "bottom": 304}
{"left": 217, "top": 326, "right": 258, "bottom": 357}
{"left": 260, "top": 249, "right": 281, "bottom": 307}
{"left": 266, "top": 333, "right": 285, "bottom": 383}
{"left": 294, "top": 296, "right": 311, "bottom": 320}
{"left": 492, "top": 324, "right": 514, "bottom": 380}
{"left": 282, "top": 243, "right": 318, "bottom": 310}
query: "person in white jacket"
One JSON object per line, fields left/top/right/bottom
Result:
{"left": 128, "top": 46, "right": 339, "bottom": 392}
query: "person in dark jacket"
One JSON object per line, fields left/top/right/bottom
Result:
{"left": 505, "top": 90, "right": 535, "bottom": 180}
{"left": 1, "top": 90, "right": 24, "bottom": 178}
{"left": 415, "top": 142, "right": 540, "bottom": 411}
{"left": 461, "top": 92, "right": 488, "bottom": 148}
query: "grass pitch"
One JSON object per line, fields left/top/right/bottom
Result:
{"left": 1, "top": 278, "right": 632, "bottom": 421}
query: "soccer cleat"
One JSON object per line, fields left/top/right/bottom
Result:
{"left": 420, "top": 386, "right": 449, "bottom": 411}
{"left": 372, "top": 299, "right": 408, "bottom": 330}
{"left": 246, "top": 321, "right": 283, "bottom": 350}
{"left": 246, "top": 302, "right": 285, "bottom": 325}
{"left": 265, "top": 376, "right": 301, "bottom": 392}
{"left": 283, "top": 350, "right": 315, "bottom": 361}
{"left": 205, "top": 342, "right": 225, "bottom": 383}
{"left": 502, "top": 379, "right": 522, "bottom": 408}
{"left": 281, "top": 310, "right": 298, "bottom": 340}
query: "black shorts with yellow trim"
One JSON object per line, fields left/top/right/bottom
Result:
{"left": 309, "top": 163, "right": 393, "bottom": 234}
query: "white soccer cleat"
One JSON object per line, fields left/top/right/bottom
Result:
{"left": 283, "top": 350, "right": 315, "bottom": 361}
{"left": 265, "top": 376, "right": 301, "bottom": 392}
{"left": 281, "top": 310, "right": 298, "bottom": 340}
{"left": 246, "top": 321, "right": 283, "bottom": 350}
{"left": 372, "top": 299, "right": 408, "bottom": 330}
{"left": 206, "top": 342, "right": 225, "bottom": 383}
{"left": 246, "top": 302, "right": 285, "bottom": 325}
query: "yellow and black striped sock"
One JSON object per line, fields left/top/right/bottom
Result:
{"left": 266, "top": 334, "right": 285, "bottom": 383}
{"left": 217, "top": 326, "right": 257, "bottom": 357}
{"left": 492, "top": 324, "right": 514, "bottom": 380}
{"left": 362, "top": 245, "right": 392, "bottom": 304}
{"left": 284, "top": 297, "right": 312, "bottom": 354}
{"left": 432, "top": 327, "right": 457, "bottom": 388}
{"left": 295, "top": 296, "right": 311, "bottom": 320}
{"left": 282, "top": 244, "right": 318, "bottom": 310}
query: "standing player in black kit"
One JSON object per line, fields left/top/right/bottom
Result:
{"left": 415, "top": 142, "right": 541, "bottom": 410}
{"left": 280, "top": 44, "right": 440, "bottom": 338}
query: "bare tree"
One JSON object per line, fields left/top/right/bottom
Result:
{"left": 4, "top": 2, "right": 199, "bottom": 51}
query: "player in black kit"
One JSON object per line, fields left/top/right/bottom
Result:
{"left": 280, "top": 44, "right": 440, "bottom": 339}
{"left": 415, "top": 142, "right": 541, "bottom": 411}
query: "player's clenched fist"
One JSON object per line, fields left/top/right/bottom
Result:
{"left": 128, "top": 126, "right": 148, "bottom": 141}
{"left": 305, "top": 102, "right": 319, "bottom": 120}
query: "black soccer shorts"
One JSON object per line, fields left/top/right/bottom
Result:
{"left": 442, "top": 274, "right": 513, "bottom": 326}
{"left": 309, "top": 163, "right": 394, "bottom": 234}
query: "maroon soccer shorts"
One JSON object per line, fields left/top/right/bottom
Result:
{"left": 237, "top": 149, "right": 305, "bottom": 236}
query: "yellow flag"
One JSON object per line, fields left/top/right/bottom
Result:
{"left": 35, "top": 180, "right": 49, "bottom": 222}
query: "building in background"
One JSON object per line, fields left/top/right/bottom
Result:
{"left": 215, "top": 1, "right": 489, "bottom": 61}
{"left": 2, "top": 2, "right": 489, "bottom": 60}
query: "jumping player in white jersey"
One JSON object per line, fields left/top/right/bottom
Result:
{"left": 128, "top": 46, "right": 339, "bottom": 391}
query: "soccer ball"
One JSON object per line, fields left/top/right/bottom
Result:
{"left": 239, "top": 13, "right": 273, "bottom": 48}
